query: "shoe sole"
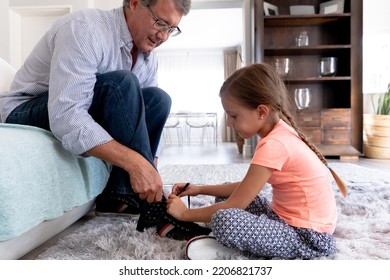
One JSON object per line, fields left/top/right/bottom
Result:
{"left": 185, "top": 236, "right": 238, "bottom": 260}
{"left": 95, "top": 211, "right": 140, "bottom": 218}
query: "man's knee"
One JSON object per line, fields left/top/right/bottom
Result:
{"left": 142, "top": 87, "right": 172, "bottom": 112}
{"left": 96, "top": 70, "right": 139, "bottom": 90}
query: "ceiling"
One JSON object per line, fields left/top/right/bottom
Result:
{"left": 157, "top": 7, "right": 243, "bottom": 51}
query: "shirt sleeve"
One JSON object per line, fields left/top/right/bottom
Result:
{"left": 251, "top": 138, "right": 290, "bottom": 171}
{"left": 48, "top": 19, "right": 113, "bottom": 156}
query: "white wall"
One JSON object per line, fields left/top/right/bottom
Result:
{"left": 0, "top": 0, "right": 11, "bottom": 62}
{"left": 363, "top": 0, "right": 390, "bottom": 113}
{"left": 0, "top": 0, "right": 122, "bottom": 67}
{"left": 92, "top": 0, "right": 122, "bottom": 10}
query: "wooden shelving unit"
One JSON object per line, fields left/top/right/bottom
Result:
{"left": 254, "top": 0, "right": 363, "bottom": 159}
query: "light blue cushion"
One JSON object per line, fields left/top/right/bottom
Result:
{"left": 0, "top": 123, "right": 110, "bottom": 240}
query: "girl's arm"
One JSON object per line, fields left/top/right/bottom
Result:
{"left": 173, "top": 182, "right": 241, "bottom": 198}
{"left": 199, "top": 182, "right": 240, "bottom": 197}
{"left": 166, "top": 164, "right": 274, "bottom": 223}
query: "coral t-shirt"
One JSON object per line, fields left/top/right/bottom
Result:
{"left": 251, "top": 120, "right": 337, "bottom": 234}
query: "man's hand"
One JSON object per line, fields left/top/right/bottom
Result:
{"left": 128, "top": 156, "right": 163, "bottom": 202}
{"left": 87, "top": 140, "right": 163, "bottom": 203}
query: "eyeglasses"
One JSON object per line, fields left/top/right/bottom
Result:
{"left": 146, "top": 5, "right": 181, "bottom": 37}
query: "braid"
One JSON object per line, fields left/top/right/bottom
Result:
{"left": 281, "top": 108, "right": 327, "bottom": 164}
{"left": 279, "top": 108, "right": 347, "bottom": 198}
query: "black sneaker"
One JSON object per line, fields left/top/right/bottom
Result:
{"left": 95, "top": 192, "right": 141, "bottom": 217}
{"left": 136, "top": 201, "right": 211, "bottom": 240}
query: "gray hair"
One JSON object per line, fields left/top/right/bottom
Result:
{"left": 123, "top": 0, "right": 191, "bottom": 16}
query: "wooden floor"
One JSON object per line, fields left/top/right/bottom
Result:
{"left": 21, "top": 142, "right": 390, "bottom": 259}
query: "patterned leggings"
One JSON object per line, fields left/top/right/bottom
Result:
{"left": 210, "top": 196, "right": 336, "bottom": 259}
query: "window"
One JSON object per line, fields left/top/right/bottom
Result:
{"left": 157, "top": 49, "right": 224, "bottom": 114}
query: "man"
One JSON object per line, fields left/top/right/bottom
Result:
{"left": 0, "top": 0, "right": 210, "bottom": 240}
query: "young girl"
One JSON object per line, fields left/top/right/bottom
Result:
{"left": 166, "top": 63, "right": 347, "bottom": 259}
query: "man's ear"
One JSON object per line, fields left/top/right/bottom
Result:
{"left": 129, "top": 0, "right": 140, "bottom": 11}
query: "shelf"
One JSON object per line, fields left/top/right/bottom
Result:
{"left": 265, "top": 45, "right": 351, "bottom": 56}
{"left": 285, "top": 77, "right": 351, "bottom": 83}
{"left": 318, "top": 144, "right": 362, "bottom": 157}
{"left": 264, "top": 14, "right": 351, "bottom": 27}
{"left": 256, "top": 0, "right": 363, "bottom": 156}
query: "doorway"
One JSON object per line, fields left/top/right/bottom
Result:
{"left": 156, "top": 0, "right": 252, "bottom": 146}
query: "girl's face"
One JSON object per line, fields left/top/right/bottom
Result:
{"left": 221, "top": 95, "right": 263, "bottom": 139}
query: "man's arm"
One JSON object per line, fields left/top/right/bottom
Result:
{"left": 45, "top": 15, "right": 163, "bottom": 202}
{"left": 87, "top": 140, "right": 163, "bottom": 203}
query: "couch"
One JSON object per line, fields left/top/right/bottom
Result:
{"left": 0, "top": 57, "right": 110, "bottom": 259}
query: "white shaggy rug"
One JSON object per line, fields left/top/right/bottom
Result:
{"left": 36, "top": 163, "right": 390, "bottom": 260}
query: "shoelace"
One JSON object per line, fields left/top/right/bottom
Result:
{"left": 177, "top": 182, "right": 191, "bottom": 209}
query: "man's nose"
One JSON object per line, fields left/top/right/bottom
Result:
{"left": 156, "top": 30, "right": 170, "bottom": 42}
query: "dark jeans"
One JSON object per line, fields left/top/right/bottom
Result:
{"left": 6, "top": 70, "right": 171, "bottom": 198}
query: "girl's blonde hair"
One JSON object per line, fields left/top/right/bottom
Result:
{"left": 220, "top": 63, "right": 347, "bottom": 197}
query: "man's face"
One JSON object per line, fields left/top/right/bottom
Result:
{"left": 128, "top": 0, "right": 183, "bottom": 52}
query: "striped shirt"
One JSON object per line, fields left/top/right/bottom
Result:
{"left": 0, "top": 7, "right": 158, "bottom": 156}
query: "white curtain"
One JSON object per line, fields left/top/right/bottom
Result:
{"left": 156, "top": 49, "right": 225, "bottom": 141}
{"left": 157, "top": 49, "right": 224, "bottom": 113}
{"left": 222, "top": 46, "right": 243, "bottom": 142}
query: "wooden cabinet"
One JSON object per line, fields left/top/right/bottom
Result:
{"left": 254, "top": 0, "right": 363, "bottom": 158}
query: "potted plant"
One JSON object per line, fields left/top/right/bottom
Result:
{"left": 363, "top": 83, "right": 390, "bottom": 159}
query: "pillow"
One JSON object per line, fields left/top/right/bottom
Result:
{"left": 0, "top": 57, "right": 16, "bottom": 93}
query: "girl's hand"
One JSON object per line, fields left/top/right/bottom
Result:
{"left": 166, "top": 194, "right": 189, "bottom": 221}
{"left": 172, "top": 183, "right": 200, "bottom": 197}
